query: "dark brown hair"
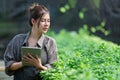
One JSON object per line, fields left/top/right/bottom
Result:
{"left": 28, "top": 3, "right": 49, "bottom": 26}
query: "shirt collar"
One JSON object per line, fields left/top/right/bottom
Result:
{"left": 22, "top": 32, "right": 45, "bottom": 48}
{"left": 22, "top": 32, "right": 30, "bottom": 46}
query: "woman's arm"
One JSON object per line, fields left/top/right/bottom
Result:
{"left": 9, "top": 62, "right": 23, "bottom": 71}
{"left": 44, "top": 38, "right": 58, "bottom": 69}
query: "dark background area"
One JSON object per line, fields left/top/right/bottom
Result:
{"left": 0, "top": 0, "right": 120, "bottom": 59}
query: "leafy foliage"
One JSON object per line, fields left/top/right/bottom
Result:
{"left": 40, "top": 28, "right": 120, "bottom": 80}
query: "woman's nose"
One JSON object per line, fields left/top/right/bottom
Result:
{"left": 45, "top": 21, "right": 49, "bottom": 25}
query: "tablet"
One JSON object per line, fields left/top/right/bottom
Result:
{"left": 21, "top": 47, "right": 41, "bottom": 66}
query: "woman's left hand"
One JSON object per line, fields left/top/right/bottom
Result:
{"left": 23, "top": 53, "right": 47, "bottom": 70}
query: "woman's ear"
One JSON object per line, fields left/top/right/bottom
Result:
{"left": 31, "top": 18, "right": 36, "bottom": 26}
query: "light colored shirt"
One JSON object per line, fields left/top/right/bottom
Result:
{"left": 4, "top": 32, "right": 57, "bottom": 80}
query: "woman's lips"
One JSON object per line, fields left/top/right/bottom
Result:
{"left": 43, "top": 28, "right": 48, "bottom": 30}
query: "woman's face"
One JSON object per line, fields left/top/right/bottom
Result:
{"left": 39, "top": 13, "right": 50, "bottom": 34}
{"left": 32, "top": 13, "right": 50, "bottom": 34}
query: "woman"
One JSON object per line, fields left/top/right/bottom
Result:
{"left": 4, "top": 3, "right": 57, "bottom": 80}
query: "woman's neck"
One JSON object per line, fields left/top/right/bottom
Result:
{"left": 30, "top": 29, "right": 42, "bottom": 40}
{"left": 28, "top": 30, "right": 42, "bottom": 47}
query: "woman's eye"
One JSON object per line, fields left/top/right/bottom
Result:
{"left": 47, "top": 19, "right": 50, "bottom": 22}
{"left": 41, "top": 19, "right": 45, "bottom": 22}
{"left": 40, "top": 19, "right": 50, "bottom": 22}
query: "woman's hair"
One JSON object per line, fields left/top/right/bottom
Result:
{"left": 28, "top": 3, "right": 49, "bottom": 26}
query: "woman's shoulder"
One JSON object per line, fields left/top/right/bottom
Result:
{"left": 44, "top": 35, "right": 56, "bottom": 42}
{"left": 8, "top": 33, "right": 27, "bottom": 45}
{"left": 12, "top": 33, "right": 27, "bottom": 40}
{"left": 44, "top": 35, "right": 57, "bottom": 49}
{"left": 44, "top": 35, "right": 57, "bottom": 46}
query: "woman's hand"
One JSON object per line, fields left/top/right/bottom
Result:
{"left": 22, "top": 53, "right": 47, "bottom": 70}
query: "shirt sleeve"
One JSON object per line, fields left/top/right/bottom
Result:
{"left": 44, "top": 38, "right": 58, "bottom": 69}
{"left": 4, "top": 38, "right": 17, "bottom": 76}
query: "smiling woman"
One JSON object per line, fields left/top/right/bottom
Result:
{"left": 4, "top": 3, "right": 57, "bottom": 80}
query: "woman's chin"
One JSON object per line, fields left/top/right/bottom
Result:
{"left": 43, "top": 31, "right": 48, "bottom": 34}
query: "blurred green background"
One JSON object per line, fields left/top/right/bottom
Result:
{"left": 0, "top": 0, "right": 120, "bottom": 59}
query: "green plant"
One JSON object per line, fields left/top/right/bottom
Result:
{"left": 40, "top": 28, "right": 120, "bottom": 80}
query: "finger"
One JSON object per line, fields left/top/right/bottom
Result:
{"left": 36, "top": 55, "right": 40, "bottom": 60}
{"left": 23, "top": 56, "right": 35, "bottom": 65}
{"left": 27, "top": 53, "right": 36, "bottom": 60}
{"left": 23, "top": 55, "right": 32, "bottom": 61}
{"left": 35, "top": 55, "right": 41, "bottom": 63}
{"left": 22, "top": 56, "right": 30, "bottom": 63}
{"left": 35, "top": 55, "right": 38, "bottom": 59}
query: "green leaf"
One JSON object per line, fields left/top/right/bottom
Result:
{"left": 79, "top": 11, "right": 84, "bottom": 19}
{"left": 60, "top": 7, "right": 66, "bottom": 13}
